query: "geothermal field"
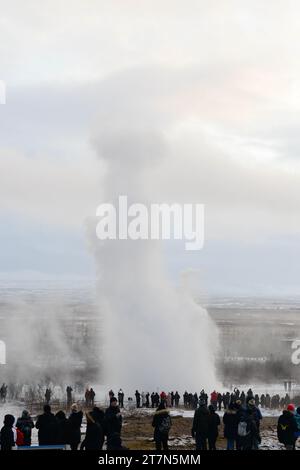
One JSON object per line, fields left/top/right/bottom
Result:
{"left": 1, "top": 281, "right": 300, "bottom": 390}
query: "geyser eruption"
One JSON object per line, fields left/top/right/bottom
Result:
{"left": 91, "top": 127, "right": 220, "bottom": 391}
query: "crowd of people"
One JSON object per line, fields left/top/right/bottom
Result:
{"left": 0, "top": 399, "right": 123, "bottom": 450}
{"left": 132, "top": 387, "right": 294, "bottom": 411}
{"left": 1, "top": 385, "right": 300, "bottom": 450}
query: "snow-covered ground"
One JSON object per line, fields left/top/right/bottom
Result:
{"left": 123, "top": 406, "right": 281, "bottom": 418}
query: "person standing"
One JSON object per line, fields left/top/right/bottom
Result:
{"left": 36, "top": 405, "right": 58, "bottom": 446}
{"left": 152, "top": 401, "right": 171, "bottom": 451}
{"left": 68, "top": 404, "right": 83, "bottom": 450}
{"left": 81, "top": 408, "right": 104, "bottom": 450}
{"left": 294, "top": 406, "right": 300, "bottom": 442}
{"left": 151, "top": 392, "right": 155, "bottom": 408}
{"left": 223, "top": 403, "right": 238, "bottom": 450}
{"left": 135, "top": 390, "right": 141, "bottom": 408}
{"left": 207, "top": 405, "right": 220, "bottom": 450}
{"left": 16, "top": 410, "right": 34, "bottom": 446}
{"left": 104, "top": 397, "right": 123, "bottom": 450}
{"left": 66, "top": 386, "right": 73, "bottom": 408}
{"left": 217, "top": 393, "right": 223, "bottom": 411}
{"left": 0, "top": 415, "right": 15, "bottom": 450}
{"left": 90, "top": 388, "right": 96, "bottom": 407}
{"left": 174, "top": 391, "right": 180, "bottom": 407}
{"left": 118, "top": 389, "right": 124, "bottom": 408}
{"left": 55, "top": 411, "right": 69, "bottom": 446}
{"left": 192, "top": 399, "right": 210, "bottom": 450}
{"left": 45, "top": 388, "right": 52, "bottom": 405}
{"left": 277, "top": 404, "right": 297, "bottom": 450}
{"left": 85, "top": 388, "right": 90, "bottom": 407}
{"left": 210, "top": 391, "right": 218, "bottom": 410}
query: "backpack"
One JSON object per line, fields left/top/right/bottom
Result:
{"left": 158, "top": 415, "right": 171, "bottom": 435}
{"left": 238, "top": 420, "right": 249, "bottom": 437}
{"left": 16, "top": 428, "right": 25, "bottom": 446}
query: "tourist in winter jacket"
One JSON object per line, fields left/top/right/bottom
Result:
{"left": 192, "top": 400, "right": 210, "bottom": 450}
{"left": 151, "top": 392, "right": 155, "bottom": 408}
{"left": 0, "top": 414, "right": 15, "bottom": 450}
{"left": 174, "top": 391, "right": 180, "bottom": 407}
{"left": 16, "top": 410, "right": 34, "bottom": 446}
{"left": 160, "top": 391, "right": 167, "bottom": 403}
{"left": 200, "top": 390, "right": 208, "bottom": 406}
{"left": 277, "top": 404, "right": 298, "bottom": 450}
{"left": 118, "top": 389, "right": 124, "bottom": 408}
{"left": 55, "top": 411, "right": 69, "bottom": 445}
{"left": 104, "top": 397, "right": 123, "bottom": 450}
{"left": 135, "top": 390, "right": 141, "bottom": 408}
{"left": 36, "top": 405, "right": 59, "bottom": 446}
{"left": 183, "top": 391, "right": 189, "bottom": 407}
{"left": 152, "top": 400, "right": 172, "bottom": 451}
{"left": 294, "top": 406, "right": 300, "bottom": 439}
{"left": 237, "top": 406, "right": 261, "bottom": 450}
{"left": 217, "top": 393, "right": 223, "bottom": 411}
{"left": 81, "top": 410, "right": 104, "bottom": 450}
{"left": 223, "top": 403, "right": 238, "bottom": 450}
{"left": 207, "top": 405, "right": 220, "bottom": 450}
{"left": 210, "top": 391, "right": 218, "bottom": 410}
{"left": 89, "top": 388, "right": 96, "bottom": 406}
{"left": 68, "top": 404, "right": 83, "bottom": 450}
{"left": 246, "top": 398, "right": 262, "bottom": 430}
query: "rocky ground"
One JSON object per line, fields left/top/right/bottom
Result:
{"left": 121, "top": 409, "right": 286, "bottom": 450}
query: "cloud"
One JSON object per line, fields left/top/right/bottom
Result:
{"left": 1, "top": 1, "right": 300, "bottom": 290}
{"left": 0, "top": 149, "right": 102, "bottom": 227}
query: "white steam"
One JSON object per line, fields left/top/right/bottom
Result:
{"left": 90, "top": 127, "right": 220, "bottom": 391}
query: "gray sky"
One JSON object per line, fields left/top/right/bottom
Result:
{"left": 1, "top": 0, "right": 300, "bottom": 296}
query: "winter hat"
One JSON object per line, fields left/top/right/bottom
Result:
{"left": 247, "top": 398, "right": 255, "bottom": 406}
{"left": 4, "top": 414, "right": 15, "bottom": 427}
{"left": 22, "top": 410, "right": 29, "bottom": 418}
{"left": 71, "top": 403, "right": 78, "bottom": 412}
{"left": 287, "top": 404, "right": 295, "bottom": 412}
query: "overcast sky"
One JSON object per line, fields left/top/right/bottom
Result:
{"left": 1, "top": 0, "right": 300, "bottom": 296}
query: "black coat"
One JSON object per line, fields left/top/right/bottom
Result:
{"left": 36, "top": 412, "right": 59, "bottom": 445}
{"left": 68, "top": 411, "right": 83, "bottom": 445}
{"left": 104, "top": 406, "right": 122, "bottom": 436}
{"left": 84, "top": 422, "right": 104, "bottom": 450}
{"left": 152, "top": 409, "right": 171, "bottom": 441}
{"left": 277, "top": 411, "right": 297, "bottom": 445}
{"left": 192, "top": 406, "right": 210, "bottom": 438}
{"left": 223, "top": 410, "right": 238, "bottom": 439}
{"left": 0, "top": 426, "right": 15, "bottom": 450}
{"left": 56, "top": 417, "right": 69, "bottom": 445}
{"left": 104, "top": 406, "right": 122, "bottom": 450}
{"left": 207, "top": 411, "right": 220, "bottom": 439}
